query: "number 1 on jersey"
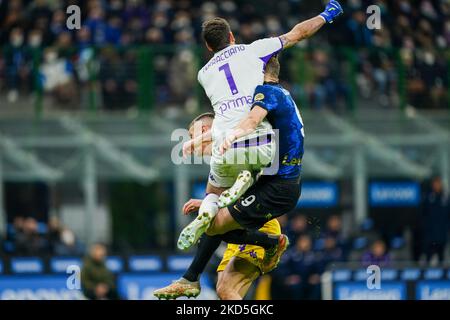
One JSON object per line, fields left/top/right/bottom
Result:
{"left": 219, "top": 63, "right": 238, "bottom": 95}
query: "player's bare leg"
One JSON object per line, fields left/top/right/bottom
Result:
{"left": 206, "top": 207, "right": 243, "bottom": 236}
{"left": 216, "top": 257, "right": 260, "bottom": 300}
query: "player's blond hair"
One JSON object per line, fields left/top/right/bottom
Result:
{"left": 188, "top": 112, "right": 215, "bottom": 129}
{"left": 265, "top": 55, "right": 280, "bottom": 79}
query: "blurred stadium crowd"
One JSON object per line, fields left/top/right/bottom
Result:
{"left": 2, "top": 216, "right": 85, "bottom": 256}
{"left": 0, "top": 0, "right": 448, "bottom": 112}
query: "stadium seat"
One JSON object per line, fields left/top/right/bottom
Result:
{"left": 352, "top": 237, "right": 368, "bottom": 250}
{"left": 389, "top": 236, "right": 410, "bottom": 261}
{"left": 332, "top": 269, "right": 352, "bottom": 282}
{"left": 423, "top": 268, "right": 444, "bottom": 280}
{"left": 360, "top": 218, "right": 374, "bottom": 232}
{"left": 313, "top": 238, "right": 326, "bottom": 251}
{"left": 10, "top": 257, "right": 44, "bottom": 274}
{"left": 6, "top": 224, "right": 16, "bottom": 237}
{"left": 390, "top": 237, "right": 405, "bottom": 250}
{"left": 37, "top": 222, "right": 48, "bottom": 234}
{"left": 401, "top": 268, "right": 421, "bottom": 281}
{"left": 2, "top": 240, "right": 15, "bottom": 254}
{"left": 50, "top": 257, "right": 82, "bottom": 273}
{"left": 106, "top": 256, "right": 124, "bottom": 273}
{"left": 167, "top": 255, "right": 195, "bottom": 272}
{"left": 128, "top": 255, "right": 163, "bottom": 272}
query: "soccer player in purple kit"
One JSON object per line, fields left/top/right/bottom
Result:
{"left": 154, "top": 0, "right": 343, "bottom": 299}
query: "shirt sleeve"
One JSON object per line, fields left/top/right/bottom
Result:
{"left": 248, "top": 37, "right": 284, "bottom": 63}
{"left": 252, "top": 85, "right": 278, "bottom": 113}
{"left": 197, "top": 70, "right": 203, "bottom": 87}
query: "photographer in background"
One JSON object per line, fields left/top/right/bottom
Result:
{"left": 81, "top": 243, "right": 119, "bottom": 300}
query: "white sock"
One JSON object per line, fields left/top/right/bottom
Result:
{"left": 198, "top": 193, "right": 219, "bottom": 218}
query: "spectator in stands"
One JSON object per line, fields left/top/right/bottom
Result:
{"left": 416, "top": 51, "right": 448, "bottom": 109}
{"left": 27, "top": 29, "right": 44, "bottom": 50}
{"left": 283, "top": 235, "right": 321, "bottom": 300}
{"left": 4, "top": 27, "right": 31, "bottom": 103}
{"left": 168, "top": 48, "right": 196, "bottom": 107}
{"left": 310, "top": 49, "right": 345, "bottom": 110}
{"left": 47, "top": 216, "right": 62, "bottom": 252}
{"left": 316, "top": 235, "right": 344, "bottom": 273}
{"left": 14, "top": 217, "right": 48, "bottom": 255}
{"left": 361, "top": 239, "right": 391, "bottom": 267}
{"left": 346, "top": 10, "right": 373, "bottom": 47}
{"left": 84, "top": 4, "right": 108, "bottom": 46}
{"left": 48, "top": 217, "right": 85, "bottom": 256}
{"left": 54, "top": 227, "right": 85, "bottom": 256}
{"left": 11, "top": 216, "right": 25, "bottom": 238}
{"left": 285, "top": 214, "right": 309, "bottom": 245}
{"left": 420, "top": 176, "right": 450, "bottom": 264}
{"left": 324, "top": 215, "right": 343, "bottom": 239}
{"left": 81, "top": 243, "right": 119, "bottom": 300}
{"left": 323, "top": 215, "right": 347, "bottom": 252}
{"left": 1, "top": 0, "right": 449, "bottom": 111}
{"left": 98, "top": 47, "right": 137, "bottom": 110}
{"left": 39, "top": 47, "right": 78, "bottom": 108}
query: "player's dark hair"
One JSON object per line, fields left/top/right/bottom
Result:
{"left": 189, "top": 112, "right": 215, "bottom": 129}
{"left": 265, "top": 55, "right": 280, "bottom": 79}
{"left": 201, "top": 18, "right": 231, "bottom": 52}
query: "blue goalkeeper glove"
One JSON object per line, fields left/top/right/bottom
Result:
{"left": 320, "top": 0, "right": 344, "bottom": 24}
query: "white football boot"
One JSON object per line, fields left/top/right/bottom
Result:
{"left": 218, "top": 170, "right": 254, "bottom": 208}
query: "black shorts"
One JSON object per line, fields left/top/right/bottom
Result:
{"left": 228, "top": 175, "right": 301, "bottom": 230}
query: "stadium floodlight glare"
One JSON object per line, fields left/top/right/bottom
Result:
{"left": 59, "top": 117, "right": 159, "bottom": 181}
{"left": 323, "top": 111, "right": 431, "bottom": 179}
{"left": 303, "top": 151, "right": 342, "bottom": 179}
{"left": 0, "top": 136, "right": 62, "bottom": 181}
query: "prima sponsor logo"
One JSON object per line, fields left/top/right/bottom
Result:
{"left": 218, "top": 95, "right": 253, "bottom": 115}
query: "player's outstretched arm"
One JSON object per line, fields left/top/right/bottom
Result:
{"left": 219, "top": 106, "right": 268, "bottom": 154}
{"left": 279, "top": 0, "right": 343, "bottom": 49}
